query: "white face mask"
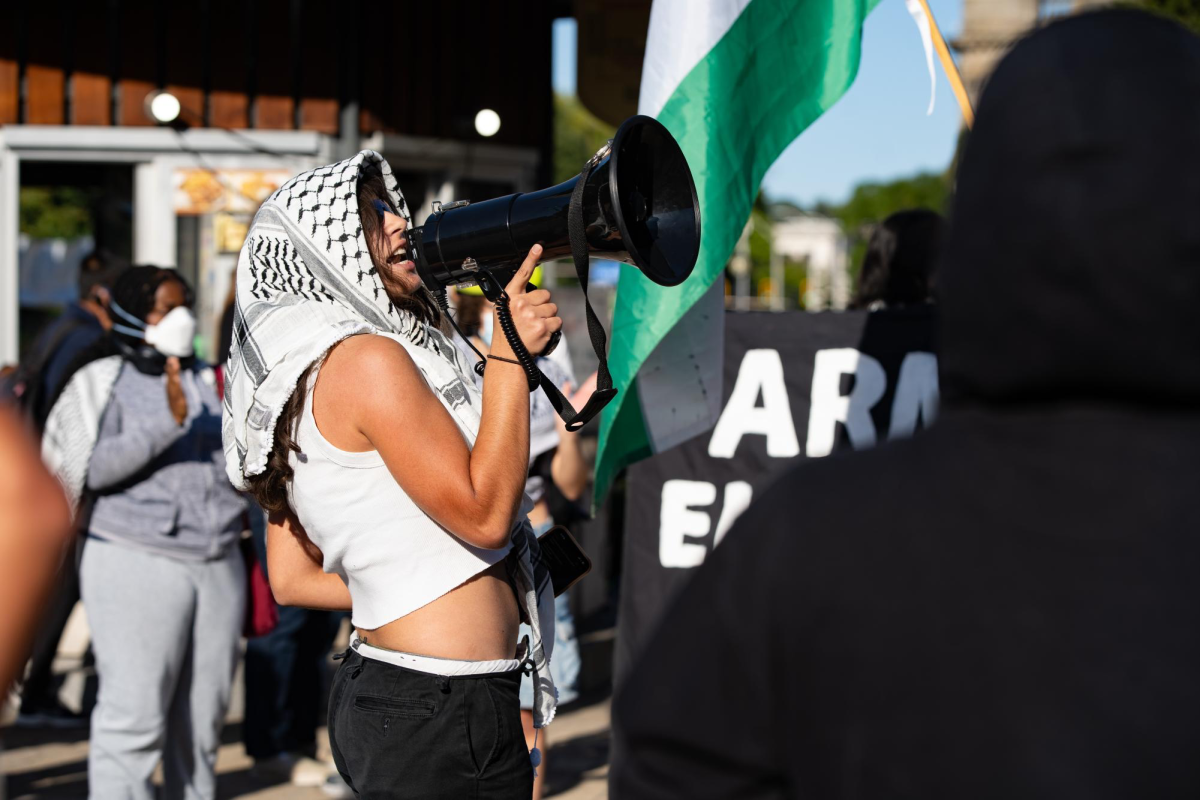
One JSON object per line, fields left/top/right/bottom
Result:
{"left": 112, "top": 302, "right": 197, "bottom": 358}
{"left": 145, "top": 306, "right": 197, "bottom": 357}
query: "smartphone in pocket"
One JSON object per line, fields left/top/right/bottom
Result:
{"left": 537, "top": 525, "right": 592, "bottom": 597}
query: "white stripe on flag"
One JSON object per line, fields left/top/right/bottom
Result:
{"left": 904, "top": 0, "right": 938, "bottom": 115}
{"left": 637, "top": 0, "right": 754, "bottom": 117}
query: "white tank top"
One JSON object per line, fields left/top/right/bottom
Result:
{"left": 287, "top": 329, "right": 531, "bottom": 631}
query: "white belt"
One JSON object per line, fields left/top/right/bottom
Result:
{"left": 350, "top": 636, "right": 522, "bottom": 677}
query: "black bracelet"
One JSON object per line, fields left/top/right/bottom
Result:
{"left": 486, "top": 354, "right": 524, "bottom": 367}
{"left": 489, "top": 291, "right": 542, "bottom": 392}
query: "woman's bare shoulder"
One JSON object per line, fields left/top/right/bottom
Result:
{"left": 324, "top": 333, "right": 413, "bottom": 373}
{"left": 318, "top": 334, "right": 425, "bottom": 406}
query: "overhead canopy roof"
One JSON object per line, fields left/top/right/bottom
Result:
{"left": 573, "top": 0, "right": 653, "bottom": 127}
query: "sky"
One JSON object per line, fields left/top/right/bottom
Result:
{"left": 552, "top": 0, "right": 965, "bottom": 208}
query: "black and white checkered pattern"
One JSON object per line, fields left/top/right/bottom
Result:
{"left": 41, "top": 356, "right": 124, "bottom": 513}
{"left": 222, "top": 150, "right": 424, "bottom": 487}
{"left": 221, "top": 151, "right": 559, "bottom": 727}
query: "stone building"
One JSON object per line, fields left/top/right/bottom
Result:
{"left": 0, "top": 2, "right": 566, "bottom": 364}
{"left": 955, "top": 0, "right": 1113, "bottom": 105}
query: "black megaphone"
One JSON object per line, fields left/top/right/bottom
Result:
{"left": 411, "top": 114, "right": 700, "bottom": 295}
{"left": 411, "top": 114, "right": 701, "bottom": 430}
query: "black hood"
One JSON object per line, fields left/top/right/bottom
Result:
{"left": 939, "top": 10, "right": 1200, "bottom": 407}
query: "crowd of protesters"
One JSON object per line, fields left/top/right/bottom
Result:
{"left": 612, "top": 9, "right": 1200, "bottom": 799}
{"left": 2, "top": 7, "right": 1200, "bottom": 800}
{"left": 2, "top": 252, "right": 591, "bottom": 799}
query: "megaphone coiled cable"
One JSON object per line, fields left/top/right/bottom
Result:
{"left": 433, "top": 289, "right": 490, "bottom": 379}
{"left": 489, "top": 289, "right": 542, "bottom": 393}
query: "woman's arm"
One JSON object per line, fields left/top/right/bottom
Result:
{"left": 0, "top": 407, "right": 72, "bottom": 695}
{"left": 550, "top": 426, "right": 588, "bottom": 502}
{"left": 316, "top": 248, "right": 560, "bottom": 550}
{"left": 87, "top": 377, "right": 190, "bottom": 490}
{"left": 266, "top": 509, "right": 352, "bottom": 610}
{"left": 550, "top": 372, "right": 597, "bottom": 501}
{"left": 550, "top": 382, "right": 589, "bottom": 502}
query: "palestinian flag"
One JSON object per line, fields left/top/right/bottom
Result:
{"left": 594, "top": 0, "right": 885, "bottom": 503}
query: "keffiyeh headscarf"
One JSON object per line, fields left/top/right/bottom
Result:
{"left": 222, "top": 151, "right": 558, "bottom": 726}
{"left": 223, "top": 150, "right": 424, "bottom": 482}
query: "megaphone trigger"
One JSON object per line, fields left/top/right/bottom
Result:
{"left": 474, "top": 271, "right": 506, "bottom": 303}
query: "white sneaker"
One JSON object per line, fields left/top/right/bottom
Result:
{"left": 322, "top": 772, "right": 353, "bottom": 798}
{"left": 252, "top": 753, "right": 334, "bottom": 788}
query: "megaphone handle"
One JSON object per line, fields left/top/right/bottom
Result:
{"left": 485, "top": 287, "right": 543, "bottom": 393}
{"left": 464, "top": 155, "right": 620, "bottom": 431}
{"left": 503, "top": 154, "right": 622, "bottom": 432}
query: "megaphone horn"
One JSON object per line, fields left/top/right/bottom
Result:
{"left": 411, "top": 115, "right": 701, "bottom": 430}
{"left": 411, "top": 114, "right": 700, "bottom": 293}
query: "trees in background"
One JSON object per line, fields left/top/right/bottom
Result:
{"left": 820, "top": 171, "right": 951, "bottom": 286}
{"left": 19, "top": 187, "right": 93, "bottom": 239}
{"left": 1134, "top": 0, "right": 1200, "bottom": 32}
{"left": 554, "top": 94, "right": 616, "bottom": 185}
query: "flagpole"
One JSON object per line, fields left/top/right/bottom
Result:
{"left": 914, "top": 0, "right": 975, "bottom": 129}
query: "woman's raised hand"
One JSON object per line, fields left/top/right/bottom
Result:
{"left": 165, "top": 357, "right": 188, "bottom": 425}
{"left": 491, "top": 244, "right": 562, "bottom": 358}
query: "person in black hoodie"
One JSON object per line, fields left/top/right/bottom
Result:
{"left": 611, "top": 10, "right": 1200, "bottom": 799}
{"left": 850, "top": 209, "right": 944, "bottom": 311}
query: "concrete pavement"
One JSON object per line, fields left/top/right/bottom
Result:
{"left": 2, "top": 610, "right": 612, "bottom": 799}
{"left": 2, "top": 693, "right": 611, "bottom": 799}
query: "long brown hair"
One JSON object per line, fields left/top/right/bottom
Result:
{"left": 454, "top": 293, "right": 487, "bottom": 337}
{"left": 244, "top": 162, "right": 444, "bottom": 514}
{"left": 356, "top": 162, "right": 448, "bottom": 334}
{"left": 245, "top": 362, "right": 315, "bottom": 514}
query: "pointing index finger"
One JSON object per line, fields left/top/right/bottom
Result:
{"left": 506, "top": 244, "right": 543, "bottom": 296}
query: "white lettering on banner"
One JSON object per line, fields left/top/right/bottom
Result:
{"left": 889, "top": 352, "right": 939, "bottom": 440}
{"left": 806, "top": 348, "right": 887, "bottom": 458}
{"left": 659, "top": 480, "right": 716, "bottom": 568}
{"left": 713, "top": 481, "right": 753, "bottom": 548}
{"left": 707, "top": 349, "right": 800, "bottom": 459}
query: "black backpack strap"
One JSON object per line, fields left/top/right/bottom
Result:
{"left": 19, "top": 316, "right": 91, "bottom": 428}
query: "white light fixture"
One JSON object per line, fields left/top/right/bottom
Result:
{"left": 474, "top": 108, "right": 501, "bottom": 138}
{"left": 145, "top": 90, "right": 182, "bottom": 125}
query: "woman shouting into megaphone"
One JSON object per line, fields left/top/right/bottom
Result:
{"left": 223, "top": 152, "right": 561, "bottom": 798}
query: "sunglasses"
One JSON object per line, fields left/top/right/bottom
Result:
{"left": 371, "top": 198, "right": 399, "bottom": 221}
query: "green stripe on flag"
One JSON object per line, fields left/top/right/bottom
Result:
{"left": 594, "top": 0, "right": 883, "bottom": 505}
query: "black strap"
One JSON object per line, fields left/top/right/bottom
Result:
{"left": 477, "top": 155, "right": 619, "bottom": 432}
{"left": 528, "top": 158, "right": 618, "bottom": 431}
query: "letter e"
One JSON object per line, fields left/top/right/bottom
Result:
{"left": 659, "top": 480, "right": 716, "bottom": 568}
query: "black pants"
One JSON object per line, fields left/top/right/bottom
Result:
{"left": 243, "top": 604, "right": 345, "bottom": 757}
{"left": 328, "top": 649, "right": 533, "bottom": 799}
{"left": 244, "top": 517, "right": 346, "bottom": 758}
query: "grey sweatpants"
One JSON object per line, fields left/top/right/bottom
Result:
{"left": 80, "top": 537, "right": 245, "bottom": 800}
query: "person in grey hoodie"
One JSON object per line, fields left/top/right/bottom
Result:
{"left": 77, "top": 266, "right": 246, "bottom": 800}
